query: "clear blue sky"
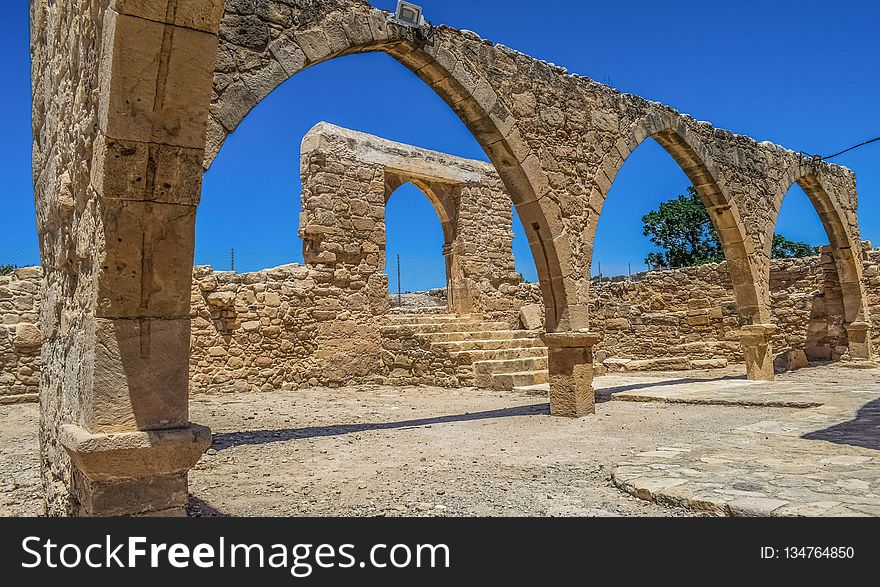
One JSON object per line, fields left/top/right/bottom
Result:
{"left": 3, "top": 1, "right": 878, "bottom": 289}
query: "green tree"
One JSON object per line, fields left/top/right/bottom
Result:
{"left": 641, "top": 186, "right": 724, "bottom": 268}
{"left": 771, "top": 234, "right": 817, "bottom": 259}
{"left": 642, "top": 187, "right": 818, "bottom": 267}
{"left": 0, "top": 265, "right": 14, "bottom": 276}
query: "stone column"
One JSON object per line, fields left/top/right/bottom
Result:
{"left": 34, "top": 0, "right": 225, "bottom": 516}
{"left": 540, "top": 332, "right": 600, "bottom": 417}
{"left": 737, "top": 324, "right": 778, "bottom": 381}
{"left": 844, "top": 321, "right": 874, "bottom": 360}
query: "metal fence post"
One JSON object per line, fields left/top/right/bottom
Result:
{"left": 397, "top": 254, "right": 402, "bottom": 307}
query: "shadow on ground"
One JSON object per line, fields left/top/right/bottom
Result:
{"left": 595, "top": 374, "right": 745, "bottom": 400}
{"left": 187, "top": 495, "right": 229, "bottom": 517}
{"left": 210, "top": 403, "right": 549, "bottom": 450}
{"left": 802, "top": 397, "right": 880, "bottom": 451}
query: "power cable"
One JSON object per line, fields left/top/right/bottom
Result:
{"left": 820, "top": 136, "right": 880, "bottom": 160}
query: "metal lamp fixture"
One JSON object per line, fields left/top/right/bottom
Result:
{"left": 391, "top": 1, "right": 425, "bottom": 28}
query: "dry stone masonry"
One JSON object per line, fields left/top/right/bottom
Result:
{"left": 299, "top": 123, "right": 533, "bottom": 316}
{"left": 5, "top": 248, "right": 877, "bottom": 398}
{"left": 0, "top": 268, "right": 42, "bottom": 403}
{"left": 29, "top": 0, "right": 875, "bottom": 515}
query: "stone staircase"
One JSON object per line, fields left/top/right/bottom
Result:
{"left": 381, "top": 310, "right": 548, "bottom": 390}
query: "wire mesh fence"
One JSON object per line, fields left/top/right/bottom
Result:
{"left": 194, "top": 248, "right": 301, "bottom": 273}
{"left": 0, "top": 241, "right": 41, "bottom": 274}
{"left": 386, "top": 253, "right": 447, "bottom": 309}
{"left": 590, "top": 260, "right": 720, "bottom": 283}
{"left": 0, "top": 239, "right": 681, "bottom": 289}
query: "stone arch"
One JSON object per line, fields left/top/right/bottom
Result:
{"left": 383, "top": 178, "right": 456, "bottom": 310}
{"left": 207, "top": 9, "right": 579, "bottom": 331}
{"left": 769, "top": 168, "right": 872, "bottom": 358}
{"left": 586, "top": 112, "right": 772, "bottom": 378}
{"left": 384, "top": 176, "right": 455, "bottom": 246}
{"left": 592, "top": 115, "right": 765, "bottom": 321}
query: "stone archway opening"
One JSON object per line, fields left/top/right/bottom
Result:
{"left": 589, "top": 124, "right": 771, "bottom": 380}
{"left": 769, "top": 174, "right": 873, "bottom": 365}
{"left": 384, "top": 181, "right": 451, "bottom": 311}
{"left": 588, "top": 136, "right": 745, "bottom": 375}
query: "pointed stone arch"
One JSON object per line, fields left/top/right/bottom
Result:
{"left": 587, "top": 111, "right": 771, "bottom": 379}
{"left": 769, "top": 166, "right": 873, "bottom": 359}
{"left": 207, "top": 7, "right": 580, "bottom": 331}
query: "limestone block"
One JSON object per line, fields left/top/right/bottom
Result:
{"left": 97, "top": 200, "right": 195, "bottom": 319}
{"left": 773, "top": 349, "right": 809, "bottom": 373}
{"left": 12, "top": 323, "right": 41, "bottom": 350}
{"left": 110, "top": 0, "right": 224, "bottom": 33}
{"left": 98, "top": 10, "right": 219, "bottom": 148}
{"left": 92, "top": 135, "right": 204, "bottom": 205}
{"left": 207, "top": 291, "right": 235, "bottom": 307}
{"left": 59, "top": 422, "right": 211, "bottom": 516}
{"left": 518, "top": 303, "right": 544, "bottom": 330}
{"left": 219, "top": 14, "right": 269, "bottom": 49}
{"left": 13, "top": 267, "right": 42, "bottom": 280}
{"left": 87, "top": 317, "right": 191, "bottom": 433}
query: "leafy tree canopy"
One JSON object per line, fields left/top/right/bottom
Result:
{"left": 771, "top": 234, "right": 818, "bottom": 259}
{"left": 642, "top": 186, "right": 818, "bottom": 267}
{"left": 0, "top": 265, "right": 14, "bottom": 276}
{"left": 642, "top": 186, "right": 724, "bottom": 268}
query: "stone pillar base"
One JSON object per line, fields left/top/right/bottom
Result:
{"left": 541, "top": 331, "right": 600, "bottom": 418}
{"left": 737, "top": 324, "right": 777, "bottom": 381}
{"left": 844, "top": 321, "right": 874, "bottom": 360}
{"left": 59, "top": 423, "right": 212, "bottom": 517}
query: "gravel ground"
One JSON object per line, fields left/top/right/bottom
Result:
{"left": 0, "top": 378, "right": 800, "bottom": 517}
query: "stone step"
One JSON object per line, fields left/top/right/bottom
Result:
{"left": 473, "top": 356, "right": 549, "bottom": 387}
{"left": 511, "top": 383, "right": 550, "bottom": 396}
{"left": 384, "top": 313, "right": 482, "bottom": 325}
{"left": 490, "top": 370, "right": 549, "bottom": 391}
{"left": 417, "top": 329, "right": 534, "bottom": 343}
{"left": 380, "top": 321, "right": 509, "bottom": 335}
{"left": 431, "top": 338, "right": 545, "bottom": 352}
{"left": 448, "top": 346, "right": 547, "bottom": 365}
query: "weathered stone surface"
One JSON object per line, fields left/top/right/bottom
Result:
{"left": 98, "top": 9, "right": 219, "bottom": 149}
{"left": 88, "top": 318, "right": 191, "bottom": 432}
{"left": 774, "top": 349, "right": 810, "bottom": 373}
{"left": 610, "top": 366, "right": 880, "bottom": 517}
{"left": 29, "top": 0, "right": 875, "bottom": 516}
{"left": 519, "top": 303, "right": 544, "bottom": 330}
{"left": 13, "top": 323, "right": 41, "bottom": 349}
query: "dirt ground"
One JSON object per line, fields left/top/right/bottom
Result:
{"left": 0, "top": 368, "right": 806, "bottom": 517}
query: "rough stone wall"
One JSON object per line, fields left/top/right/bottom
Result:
{"left": 4, "top": 249, "right": 878, "bottom": 393}
{"left": 862, "top": 247, "right": 880, "bottom": 347}
{"left": 300, "top": 123, "right": 532, "bottom": 317}
{"left": 190, "top": 264, "right": 385, "bottom": 392}
{"left": 590, "top": 248, "right": 880, "bottom": 368}
{"left": 455, "top": 180, "right": 523, "bottom": 315}
{"left": 0, "top": 268, "right": 43, "bottom": 401}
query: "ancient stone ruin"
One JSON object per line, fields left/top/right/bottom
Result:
{"left": 29, "top": 0, "right": 874, "bottom": 516}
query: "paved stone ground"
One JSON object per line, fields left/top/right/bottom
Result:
{"left": 609, "top": 364, "right": 880, "bottom": 516}
{"left": 1, "top": 364, "right": 877, "bottom": 517}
